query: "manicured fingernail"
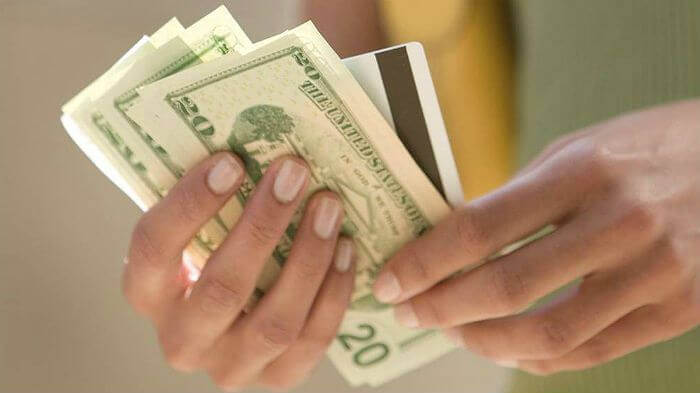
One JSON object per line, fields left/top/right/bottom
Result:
{"left": 373, "top": 272, "right": 401, "bottom": 303}
{"left": 496, "top": 360, "right": 519, "bottom": 368}
{"left": 207, "top": 155, "right": 243, "bottom": 195}
{"left": 394, "top": 302, "right": 419, "bottom": 328}
{"left": 444, "top": 328, "right": 465, "bottom": 347}
{"left": 334, "top": 238, "right": 354, "bottom": 273}
{"left": 273, "top": 159, "right": 308, "bottom": 203}
{"left": 314, "top": 197, "right": 342, "bottom": 239}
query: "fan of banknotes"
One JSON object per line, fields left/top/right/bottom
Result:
{"left": 61, "top": 6, "right": 456, "bottom": 387}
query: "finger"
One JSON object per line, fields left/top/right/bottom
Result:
{"left": 159, "top": 156, "right": 309, "bottom": 371}
{"left": 447, "top": 242, "right": 687, "bottom": 361}
{"left": 516, "top": 128, "right": 590, "bottom": 176}
{"left": 123, "top": 152, "right": 244, "bottom": 315}
{"left": 259, "top": 239, "right": 355, "bottom": 391}
{"left": 373, "top": 148, "right": 596, "bottom": 304}
{"left": 205, "top": 199, "right": 348, "bottom": 391}
{"left": 519, "top": 291, "right": 700, "bottom": 375}
{"left": 395, "top": 196, "right": 663, "bottom": 328}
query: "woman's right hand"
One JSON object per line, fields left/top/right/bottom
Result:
{"left": 122, "top": 152, "right": 355, "bottom": 392}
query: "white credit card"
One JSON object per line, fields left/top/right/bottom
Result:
{"left": 343, "top": 43, "right": 464, "bottom": 206}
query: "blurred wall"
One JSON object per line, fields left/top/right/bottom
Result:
{"left": 0, "top": 1, "right": 508, "bottom": 392}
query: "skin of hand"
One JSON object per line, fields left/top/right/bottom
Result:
{"left": 304, "top": 0, "right": 384, "bottom": 57}
{"left": 372, "top": 99, "right": 700, "bottom": 375}
{"left": 122, "top": 154, "right": 355, "bottom": 392}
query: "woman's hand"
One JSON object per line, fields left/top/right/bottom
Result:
{"left": 122, "top": 154, "right": 355, "bottom": 391}
{"left": 372, "top": 99, "right": 700, "bottom": 375}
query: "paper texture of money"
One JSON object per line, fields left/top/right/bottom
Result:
{"left": 61, "top": 6, "right": 456, "bottom": 387}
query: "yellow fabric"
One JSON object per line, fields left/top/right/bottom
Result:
{"left": 379, "top": 0, "right": 514, "bottom": 199}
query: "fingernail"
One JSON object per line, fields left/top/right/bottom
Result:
{"left": 207, "top": 155, "right": 243, "bottom": 195}
{"left": 496, "top": 360, "right": 519, "bottom": 368}
{"left": 394, "top": 302, "right": 419, "bottom": 328}
{"left": 373, "top": 272, "right": 401, "bottom": 303}
{"left": 314, "top": 197, "right": 342, "bottom": 239}
{"left": 273, "top": 159, "right": 308, "bottom": 203}
{"left": 444, "top": 327, "right": 465, "bottom": 347}
{"left": 333, "top": 238, "right": 354, "bottom": 273}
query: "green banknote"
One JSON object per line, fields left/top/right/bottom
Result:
{"left": 63, "top": 6, "right": 254, "bottom": 265}
{"left": 63, "top": 7, "right": 463, "bottom": 386}
{"left": 126, "top": 22, "right": 455, "bottom": 386}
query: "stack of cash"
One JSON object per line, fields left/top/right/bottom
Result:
{"left": 61, "top": 6, "right": 455, "bottom": 386}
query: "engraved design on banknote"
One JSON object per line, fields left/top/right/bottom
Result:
{"left": 162, "top": 45, "right": 433, "bottom": 312}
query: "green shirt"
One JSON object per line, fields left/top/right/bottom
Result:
{"left": 511, "top": 1, "right": 700, "bottom": 392}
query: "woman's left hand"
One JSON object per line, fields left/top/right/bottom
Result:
{"left": 372, "top": 99, "right": 700, "bottom": 375}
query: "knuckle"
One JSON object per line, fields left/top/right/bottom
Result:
{"left": 461, "top": 329, "right": 497, "bottom": 359}
{"left": 254, "top": 317, "right": 301, "bottom": 353}
{"left": 289, "top": 253, "right": 328, "bottom": 284}
{"left": 246, "top": 213, "right": 281, "bottom": 245}
{"left": 399, "top": 247, "right": 433, "bottom": 285}
{"left": 171, "top": 185, "right": 204, "bottom": 223}
{"left": 197, "top": 275, "right": 247, "bottom": 314}
{"left": 617, "top": 196, "right": 664, "bottom": 239}
{"left": 163, "top": 350, "right": 189, "bottom": 371}
{"left": 455, "top": 207, "right": 490, "bottom": 255}
{"left": 458, "top": 323, "right": 498, "bottom": 358}
{"left": 415, "top": 296, "right": 451, "bottom": 327}
{"left": 580, "top": 337, "right": 612, "bottom": 367}
{"left": 486, "top": 265, "right": 528, "bottom": 314}
{"left": 577, "top": 139, "right": 616, "bottom": 185}
{"left": 647, "top": 306, "right": 672, "bottom": 326}
{"left": 129, "top": 218, "right": 165, "bottom": 267}
{"left": 160, "top": 339, "right": 197, "bottom": 371}
{"left": 535, "top": 318, "right": 573, "bottom": 357}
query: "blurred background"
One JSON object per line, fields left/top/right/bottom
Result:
{"left": 4, "top": 1, "right": 699, "bottom": 392}
{"left": 0, "top": 1, "right": 510, "bottom": 392}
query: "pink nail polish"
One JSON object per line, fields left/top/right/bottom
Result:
{"left": 373, "top": 272, "right": 401, "bottom": 303}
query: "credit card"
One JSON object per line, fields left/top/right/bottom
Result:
{"left": 344, "top": 43, "right": 464, "bottom": 206}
